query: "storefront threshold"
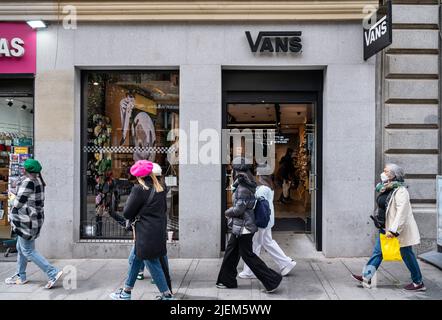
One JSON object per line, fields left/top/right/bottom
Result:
{"left": 72, "top": 241, "right": 180, "bottom": 259}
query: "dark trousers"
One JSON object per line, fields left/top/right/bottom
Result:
{"left": 217, "top": 233, "right": 282, "bottom": 291}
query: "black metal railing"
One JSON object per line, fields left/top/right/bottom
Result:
{"left": 80, "top": 216, "right": 180, "bottom": 241}
{"left": 81, "top": 216, "right": 133, "bottom": 240}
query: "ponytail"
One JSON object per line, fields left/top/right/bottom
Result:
{"left": 137, "top": 175, "right": 164, "bottom": 193}
{"left": 137, "top": 177, "right": 150, "bottom": 191}
{"left": 150, "top": 173, "right": 164, "bottom": 193}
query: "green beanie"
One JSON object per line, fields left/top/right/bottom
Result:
{"left": 24, "top": 159, "right": 42, "bottom": 173}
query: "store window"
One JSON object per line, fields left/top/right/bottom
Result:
{"left": 0, "top": 78, "right": 34, "bottom": 246}
{"left": 81, "top": 71, "right": 179, "bottom": 241}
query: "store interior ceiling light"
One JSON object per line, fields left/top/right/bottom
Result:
{"left": 26, "top": 20, "right": 47, "bottom": 29}
{"left": 93, "top": 82, "right": 99, "bottom": 86}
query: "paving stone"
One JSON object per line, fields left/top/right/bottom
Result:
{"left": 181, "top": 281, "right": 219, "bottom": 300}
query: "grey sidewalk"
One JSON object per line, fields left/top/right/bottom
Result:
{"left": 0, "top": 234, "right": 441, "bottom": 300}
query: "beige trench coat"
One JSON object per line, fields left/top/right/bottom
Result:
{"left": 385, "top": 186, "right": 420, "bottom": 248}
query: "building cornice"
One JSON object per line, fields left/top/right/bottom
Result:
{"left": 0, "top": 1, "right": 379, "bottom": 22}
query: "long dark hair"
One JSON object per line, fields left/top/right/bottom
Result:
{"left": 257, "top": 175, "right": 274, "bottom": 190}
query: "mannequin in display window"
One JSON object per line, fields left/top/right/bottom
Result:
{"left": 119, "top": 92, "right": 136, "bottom": 146}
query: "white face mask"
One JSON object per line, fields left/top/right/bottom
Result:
{"left": 380, "top": 172, "right": 389, "bottom": 183}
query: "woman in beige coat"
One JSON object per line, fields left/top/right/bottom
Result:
{"left": 352, "top": 163, "right": 425, "bottom": 292}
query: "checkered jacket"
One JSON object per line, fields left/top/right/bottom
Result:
{"left": 10, "top": 176, "right": 45, "bottom": 240}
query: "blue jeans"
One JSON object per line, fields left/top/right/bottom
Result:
{"left": 16, "top": 236, "right": 59, "bottom": 281}
{"left": 363, "top": 232, "right": 423, "bottom": 284}
{"left": 125, "top": 247, "right": 170, "bottom": 294}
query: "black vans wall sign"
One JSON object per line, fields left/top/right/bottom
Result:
{"left": 363, "top": 1, "right": 392, "bottom": 60}
{"left": 245, "top": 31, "right": 302, "bottom": 54}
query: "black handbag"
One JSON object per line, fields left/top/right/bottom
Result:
{"left": 370, "top": 214, "right": 384, "bottom": 230}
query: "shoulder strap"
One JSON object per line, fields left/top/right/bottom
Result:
{"left": 146, "top": 187, "right": 155, "bottom": 206}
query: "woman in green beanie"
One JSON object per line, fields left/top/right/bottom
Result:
{"left": 5, "top": 159, "right": 63, "bottom": 289}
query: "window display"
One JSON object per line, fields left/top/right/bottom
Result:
{"left": 81, "top": 71, "right": 180, "bottom": 241}
{"left": 0, "top": 96, "right": 34, "bottom": 243}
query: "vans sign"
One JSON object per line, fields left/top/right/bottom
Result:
{"left": 363, "top": 1, "right": 392, "bottom": 60}
{"left": 245, "top": 31, "right": 302, "bottom": 54}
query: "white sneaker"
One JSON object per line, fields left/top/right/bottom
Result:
{"left": 5, "top": 274, "right": 28, "bottom": 285}
{"left": 44, "top": 270, "right": 63, "bottom": 289}
{"left": 238, "top": 271, "right": 256, "bottom": 279}
{"left": 362, "top": 276, "right": 372, "bottom": 289}
{"left": 281, "top": 260, "right": 297, "bottom": 276}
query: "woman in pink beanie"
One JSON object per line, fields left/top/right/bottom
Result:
{"left": 129, "top": 160, "right": 154, "bottom": 178}
{"left": 110, "top": 160, "right": 173, "bottom": 300}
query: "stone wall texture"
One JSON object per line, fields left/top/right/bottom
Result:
{"left": 380, "top": 1, "right": 440, "bottom": 254}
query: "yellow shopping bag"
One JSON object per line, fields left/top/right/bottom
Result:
{"left": 380, "top": 234, "right": 402, "bottom": 262}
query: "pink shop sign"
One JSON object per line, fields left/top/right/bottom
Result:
{"left": 0, "top": 22, "right": 36, "bottom": 74}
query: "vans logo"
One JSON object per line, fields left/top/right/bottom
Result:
{"left": 363, "top": 0, "right": 392, "bottom": 60}
{"left": 245, "top": 31, "right": 302, "bottom": 53}
{"left": 364, "top": 15, "right": 387, "bottom": 46}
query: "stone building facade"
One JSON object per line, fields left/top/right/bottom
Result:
{"left": 0, "top": 0, "right": 440, "bottom": 258}
{"left": 376, "top": 0, "right": 441, "bottom": 254}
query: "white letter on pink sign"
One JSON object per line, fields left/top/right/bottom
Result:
{"left": 10, "top": 38, "right": 25, "bottom": 57}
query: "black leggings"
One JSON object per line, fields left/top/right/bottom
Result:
{"left": 217, "top": 233, "right": 282, "bottom": 291}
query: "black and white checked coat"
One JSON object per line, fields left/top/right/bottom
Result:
{"left": 10, "top": 175, "right": 45, "bottom": 240}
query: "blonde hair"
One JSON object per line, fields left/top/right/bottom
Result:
{"left": 137, "top": 173, "right": 164, "bottom": 193}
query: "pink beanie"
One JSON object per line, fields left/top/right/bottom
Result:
{"left": 130, "top": 160, "right": 153, "bottom": 177}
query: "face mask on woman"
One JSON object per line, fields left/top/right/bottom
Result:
{"left": 380, "top": 172, "right": 389, "bottom": 183}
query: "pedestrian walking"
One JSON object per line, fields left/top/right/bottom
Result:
{"left": 216, "top": 157, "right": 282, "bottom": 293}
{"left": 5, "top": 159, "right": 63, "bottom": 289}
{"left": 239, "top": 171, "right": 296, "bottom": 279}
{"left": 351, "top": 163, "right": 425, "bottom": 291}
{"left": 110, "top": 160, "right": 173, "bottom": 300}
{"left": 278, "top": 148, "right": 295, "bottom": 203}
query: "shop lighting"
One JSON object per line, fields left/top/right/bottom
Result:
{"left": 26, "top": 20, "right": 47, "bottom": 29}
{"left": 93, "top": 82, "right": 99, "bottom": 86}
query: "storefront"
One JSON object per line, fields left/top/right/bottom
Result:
{"left": 0, "top": 22, "right": 36, "bottom": 253}
{"left": 18, "top": 12, "right": 376, "bottom": 260}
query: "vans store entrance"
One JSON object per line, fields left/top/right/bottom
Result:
{"left": 222, "top": 70, "right": 323, "bottom": 251}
